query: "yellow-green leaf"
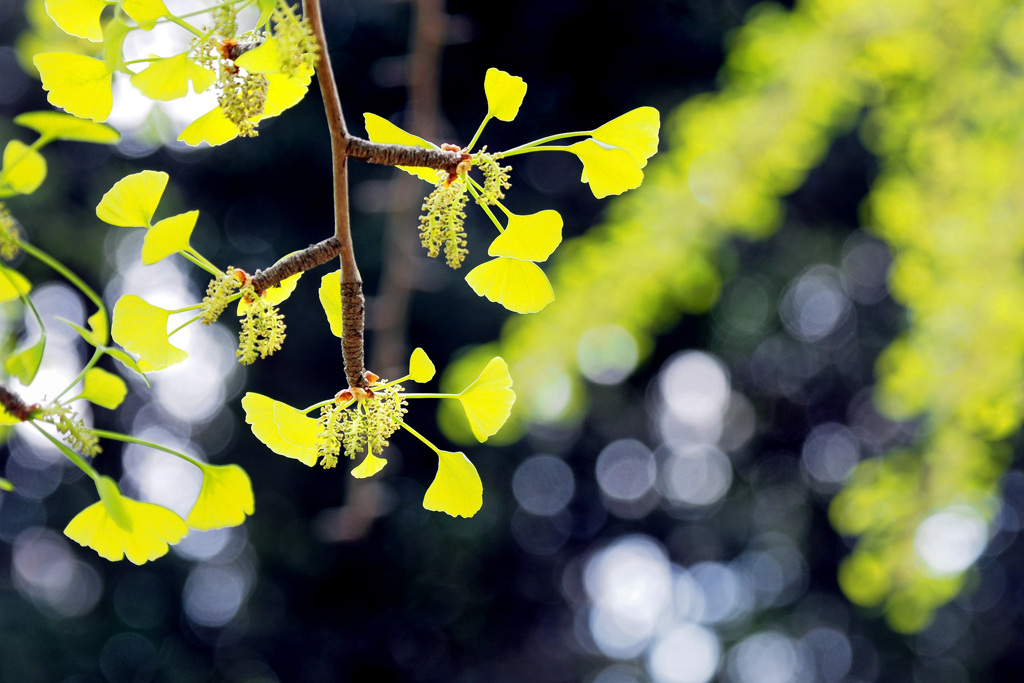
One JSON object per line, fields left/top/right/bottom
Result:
{"left": 318, "top": 270, "right": 343, "bottom": 337}
{"left": 233, "top": 36, "right": 282, "bottom": 74}
{"left": 488, "top": 210, "right": 563, "bottom": 262}
{"left": 464, "top": 257, "right": 555, "bottom": 314}
{"left": 591, "top": 106, "right": 661, "bottom": 168}
{"left": 96, "top": 170, "right": 168, "bottom": 228}
{"left": 88, "top": 308, "right": 109, "bottom": 346}
{"left": 178, "top": 106, "right": 240, "bottom": 147}
{"left": 262, "top": 68, "right": 313, "bottom": 118}
{"left": 484, "top": 67, "right": 527, "bottom": 122}
{"left": 130, "top": 52, "right": 216, "bottom": 101}
{"left": 14, "top": 112, "right": 120, "bottom": 144}
{"left": 44, "top": 0, "right": 109, "bottom": 41}
{"left": 569, "top": 138, "right": 645, "bottom": 199}
{"left": 65, "top": 476, "right": 188, "bottom": 564}
{"left": 456, "top": 356, "right": 515, "bottom": 442}
{"left": 0, "top": 266, "right": 32, "bottom": 304}
{"left": 423, "top": 449, "right": 483, "bottom": 518}
{"left": 351, "top": 453, "right": 388, "bottom": 479}
{"left": 4, "top": 337, "right": 45, "bottom": 385}
{"left": 2, "top": 140, "right": 47, "bottom": 195}
{"left": 186, "top": 463, "right": 254, "bottom": 530}
{"left": 238, "top": 271, "right": 302, "bottom": 314}
{"left": 240, "top": 392, "right": 320, "bottom": 466}
{"left": 363, "top": 113, "right": 441, "bottom": 182}
{"left": 409, "top": 347, "right": 435, "bottom": 383}
{"left": 111, "top": 294, "right": 188, "bottom": 371}
{"left": 80, "top": 367, "right": 127, "bottom": 409}
{"left": 142, "top": 210, "right": 197, "bottom": 264}
{"left": 0, "top": 478, "right": 13, "bottom": 491}
{"left": 34, "top": 52, "right": 113, "bottom": 122}
{"left": 120, "top": 0, "right": 168, "bottom": 29}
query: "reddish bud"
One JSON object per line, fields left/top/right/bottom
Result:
{"left": 364, "top": 370, "right": 380, "bottom": 384}
{"left": 336, "top": 389, "right": 354, "bottom": 402}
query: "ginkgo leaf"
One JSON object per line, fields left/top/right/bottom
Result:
{"left": 96, "top": 170, "right": 168, "bottom": 227}
{"left": 130, "top": 52, "right": 216, "bottom": 101}
{"left": 34, "top": 53, "right": 113, "bottom": 122}
{"left": 1, "top": 140, "right": 47, "bottom": 195}
{"left": 237, "top": 271, "right": 302, "bottom": 315}
{"left": 423, "top": 449, "right": 483, "bottom": 518}
{"left": 111, "top": 295, "right": 188, "bottom": 371}
{"left": 488, "top": 210, "right": 563, "bottom": 262}
{"left": 88, "top": 308, "right": 109, "bottom": 346}
{"left": 0, "top": 478, "right": 13, "bottom": 491}
{"left": 464, "top": 257, "right": 555, "bottom": 314}
{"left": 14, "top": 111, "right": 120, "bottom": 144}
{"left": 65, "top": 475, "right": 188, "bottom": 564}
{"left": 186, "top": 463, "right": 254, "bottom": 530}
{"left": 141, "top": 210, "right": 197, "bottom": 264}
{"left": 233, "top": 37, "right": 282, "bottom": 74}
{"left": 351, "top": 453, "right": 388, "bottom": 479}
{"left": 262, "top": 68, "right": 314, "bottom": 118}
{"left": 0, "top": 266, "right": 32, "bottom": 304}
{"left": 363, "top": 113, "right": 441, "bottom": 182}
{"left": 569, "top": 138, "right": 645, "bottom": 199}
{"left": 4, "top": 337, "right": 45, "bottom": 385}
{"left": 456, "top": 356, "right": 515, "bottom": 442}
{"left": 240, "top": 392, "right": 320, "bottom": 466}
{"left": 318, "top": 269, "right": 343, "bottom": 337}
{"left": 120, "top": 0, "right": 168, "bottom": 29}
{"left": 591, "top": 106, "right": 661, "bottom": 168}
{"left": 409, "top": 347, "right": 435, "bottom": 383}
{"left": 80, "top": 367, "right": 127, "bottom": 409}
{"left": 44, "top": 0, "right": 109, "bottom": 41}
{"left": 178, "top": 106, "right": 241, "bottom": 147}
{"left": 484, "top": 68, "right": 527, "bottom": 122}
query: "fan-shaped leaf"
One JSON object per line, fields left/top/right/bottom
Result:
{"left": 488, "top": 210, "right": 563, "bottom": 262}
{"left": 423, "top": 450, "right": 483, "bottom": 518}
{"left": 456, "top": 357, "right": 515, "bottom": 442}
{"left": 142, "top": 210, "right": 197, "bottom": 264}
{"left": 34, "top": 53, "right": 113, "bottom": 122}
{"left": 484, "top": 68, "right": 527, "bottom": 122}
{"left": 240, "top": 392, "right": 320, "bottom": 466}
{"left": 111, "top": 295, "right": 188, "bottom": 371}
{"left": 464, "top": 257, "right": 554, "bottom": 314}
{"left": 96, "top": 170, "right": 168, "bottom": 228}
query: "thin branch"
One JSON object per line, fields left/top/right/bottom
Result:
{"left": 303, "top": 0, "right": 365, "bottom": 389}
{"left": 345, "top": 136, "right": 462, "bottom": 173}
{"left": 0, "top": 384, "right": 37, "bottom": 421}
{"left": 249, "top": 236, "right": 342, "bottom": 292}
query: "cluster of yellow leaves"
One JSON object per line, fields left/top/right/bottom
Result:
{"left": 241, "top": 348, "right": 514, "bottom": 518}
{"left": 364, "top": 68, "right": 659, "bottom": 315}
{"left": 32, "top": 0, "right": 316, "bottom": 145}
{"left": 65, "top": 463, "right": 254, "bottom": 564}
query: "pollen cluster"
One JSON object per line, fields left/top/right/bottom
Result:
{"left": 0, "top": 203, "right": 20, "bottom": 261}
{"left": 237, "top": 284, "right": 286, "bottom": 364}
{"left": 316, "top": 380, "right": 408, "bottom": 470}
{"left": 419, "top": 175, "right": 470, "bottom": 269}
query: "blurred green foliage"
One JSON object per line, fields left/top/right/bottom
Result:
{"left": 448, "top": 0, "right": 1024, "bottom": 631}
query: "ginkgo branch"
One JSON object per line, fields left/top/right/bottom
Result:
{"left": 0, "top": 384, "right": 36, "bottom": 421}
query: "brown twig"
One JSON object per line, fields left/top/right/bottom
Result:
{"left": 303, "top": 0, "right": 364, "bottom": 388}
{"left": 249, "top": 236, "right": 342, "bottom": 293}
{"left": 0, "top": 384, "right": 36, "bottom": 421}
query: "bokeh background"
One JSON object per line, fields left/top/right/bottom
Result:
{"left": 3, "top": 0, "right": 1024, "bottom": 681}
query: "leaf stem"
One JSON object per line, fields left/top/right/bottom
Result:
{"left": 500, "top": 130, "right": 590, "bottom": 156}
{"left": 168, "top": 314, "right": 202, "bottom": 337}
{"left": 91, "top": 429, "right": 205, "bottom": 469}
{"left": 30, "top": 422, "right": 97, "bottom": 480}
{"left": 466, "top": 115, "right": 492, "bottom": 152}
{"left": 17, "top": 239, "right": 106, "bottom": 323}
{"left": 53, "top": 347, "right": 103, "bottom": 403}
{"left": 396, "top": 418, "right": 442, "bottom": 455}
